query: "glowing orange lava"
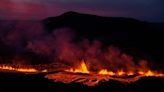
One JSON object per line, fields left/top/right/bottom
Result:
{"left": 0, "top": 65, "right": 47, "bottom": 73}
{"left": 45, "top": 60, "right": 164, "bottom": 86}
{"left": 65, "top": 61, "right": 164, "bottom": 77}
{"left": 65, "top": 60, "right": 89, "bottom": 73}
{"left": 98, "top": 69, "right": 164, "bottom": 77}
{"left": 144, "top": 70, "right": 164, "bottom": 77}
{"left": 65, "top": 60, "right": 164, "bottom": 77}
{"left": 64, "top": 60, "right": 164, "bottom": 77}
{"left": 98, "top": 69, "right": 115, "bottom": 76}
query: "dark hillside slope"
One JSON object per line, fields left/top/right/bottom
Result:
{"left": 43, "top": 11, "right": 164, "bottom": 63}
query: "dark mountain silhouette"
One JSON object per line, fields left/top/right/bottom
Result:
{"left": 43, "top": 11, "right": 164, "bottom": 64}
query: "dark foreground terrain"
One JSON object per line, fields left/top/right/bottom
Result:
{"left": 0, "top": 72, "right": 164, "bottom": 92}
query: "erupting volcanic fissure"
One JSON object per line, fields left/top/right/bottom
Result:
{"left": 45, "top": 59, "right": 164, "bottom": 86}
{"left": 43, "top": 28, "right": 164, "bottom": 86}
{"left": 0, "top": 28, "right": 163, "bottom": 86}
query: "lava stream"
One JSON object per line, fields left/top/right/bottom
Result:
{"left": 45, "top": 60, "right": 164, "bottom": 86}
{"left": 0, "top": 65, "right": 47, "bottom": 73}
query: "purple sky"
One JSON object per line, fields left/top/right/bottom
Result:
{"left": 0, "top": 0, "right": 164, "bottom": 22}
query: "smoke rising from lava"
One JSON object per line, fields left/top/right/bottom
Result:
{"left": 0, "top": 22, "right": 161, "bottom": 71}
{"left": 0, "top": 22, "right": 164, "bottom": 86}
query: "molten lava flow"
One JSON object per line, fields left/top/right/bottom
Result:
{"left": 117, "top": 70, "right": 125, "bottom": 76}
{"left": 141, "top": 70, "right": 164, "bottom": 77}
{"left": 46, "top": 69, "right": 164, "bottom": 86}
{"left": 99, "top": 69, "right": 133, "bottom": 76}
{"left": 65, "top": 60, "right": 89, "bottom": 73}
{"left": 0, "top": 65, "right": 47, "bottom": 73}
{"left": 98, "top": 69, "right": 115, "bottom": 76}
{"left": 98, "top": 69, "right": 164, "bottom": 77}
{"left": 45, "top": 62, "right": 164, "bottom": 86}
{"left": 127, "top": 72, "right": 134, "bottom": 76}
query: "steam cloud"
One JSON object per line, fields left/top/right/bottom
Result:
{"left": 0, "top": 21, "right": 154, "bottom": 72}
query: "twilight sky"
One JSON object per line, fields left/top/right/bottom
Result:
{"left": 0, "top": 0, "right": 164, "bottom": 22}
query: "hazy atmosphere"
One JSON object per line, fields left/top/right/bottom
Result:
{"left": 0, "top": 0, "right": 164, "bottom": 22}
